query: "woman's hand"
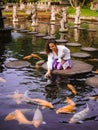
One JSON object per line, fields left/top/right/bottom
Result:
{"left": 61, "top": 59, "right": 65, "bottom": 64}
{"left": 45, "top": 72, "right": 51, "bottom": 78}
{"left": 45, "top": 69, "right": 51, "bottom": 78}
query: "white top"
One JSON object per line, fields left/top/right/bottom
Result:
{"left": 47, "top": 45, "right": 71, "bottom": 70}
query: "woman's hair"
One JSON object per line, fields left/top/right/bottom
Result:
{"left": 45, "top": 39, "right": 57, "bottom": 54}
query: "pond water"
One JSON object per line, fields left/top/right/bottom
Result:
{"left": 0, "top": 19, "right": 98, "bottom": 130}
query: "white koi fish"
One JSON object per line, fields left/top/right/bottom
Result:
{"left": 69, "top": 104, "right": 89, "bottom": 123}
{"left": 7, "top": 90, "right": 30, "bottom": 105}
{"left": 32, "top": 107, "right": 46, "bottom": 128}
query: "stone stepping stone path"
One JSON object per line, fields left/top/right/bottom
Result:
{"left": 85, "top": 76, "right": 98, "bottom": 88}
{"left": 71, "top": 52, "right": 91, "bottom": 58}
{"left": 66, "top": 42, "right": 81, "bottom": 47}
{"left": 19, "top": 29, "right": 30, "bottom": 33}
{"left": 41, "top": 60, "right": 93, "bottom": 76}
{"left": 14, "top": 28, "right": 22, "bottom": 31}
{"left": 81, "top": 47, "right": 98, "bottom": 52}
{"left": 87, "top": 29, "right": 97, "bottom": 32}
{"left": 55, "top": 39, "right": 68, "bottom": 43}
{"left": 5, "top": 60, "right": 31, "bottom": 69}
{"left": 78, "top": 27, "right": 86, "bottom": 30}
{"left": 34, "top": 33, "right": 46, "bottom": 37}
{"left": 43, "top": 35, "right": 56, "bottom": 40}
{"left": 27, "top": 32, "right": 38, "bottom": 35}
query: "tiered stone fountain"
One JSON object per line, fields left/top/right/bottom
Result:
{"left": 0, "top": 0, "right": 12, "bottom": 42}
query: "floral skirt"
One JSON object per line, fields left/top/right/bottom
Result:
{"left": 52, "top": 59, "right": 72, "bottom": 70}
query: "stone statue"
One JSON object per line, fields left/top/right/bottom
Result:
{"left": 31, "top": 4, "right": 38, "bottom": 26}
{"left": 74, "top": 6, "right": 81, "bottom": 25}
{"left": 50, "top": 6, "right": 56, "bottom": 21}
{"left": 13, "top": 5, "right": 18, "bottom": 22}
{"left": 59, "top": 7, "right": 68, "bottom": 32}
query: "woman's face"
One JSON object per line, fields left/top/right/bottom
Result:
{"left": 49, "top": 43, "right": 57, "bottom": 51}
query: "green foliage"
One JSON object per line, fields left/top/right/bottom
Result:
{"left": 68, "top": 6, "right": 98, "bottom": 17}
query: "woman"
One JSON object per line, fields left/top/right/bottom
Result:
{"left": 45, "top": 39, "right": 72, "bottom": 78}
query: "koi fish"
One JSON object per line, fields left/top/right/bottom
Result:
{"left": 7, "top": 90, "right": 29, "bottom": 105}
{"left": 0, "top": 77, "right": 6, "bottom": 83}
{"left": 35, "top": 60, "right": 45, "bottom": 69}
{"left": 28, "top": 98, "right": 54, "bottom": 109}
{"left": 88, "top": 95, "right": 98, "bottom": 101}
{"left": 67, "top": 84, "right": 77, "bottom": 95}
{"left": 56, "top": 97, "right": 75, "bottom": 114}
{"left": 5, "top": 109, "right": 32, "bottom": 125}
{"left": 32, "top": 107, "right": 46, "bottom": 128}
{"left": 65, "top": 97, "right": 75, "bottom": 105}
{"left": 4, "top": 109, "right": 34, "bottom": 121}
{"left": 23, "top": 55, "right": 32, "bottom": 60}
{"left": 92, "top": 69, "right": 98, "bottom": 74}
{"left": 56, "top": 104, "right": 75, "bottom": 114}
{"left": 23, "top": 54, "right": 42, "bottom": 60}
{"left": 69, "top": 104, "right": 89, "bottom": 123}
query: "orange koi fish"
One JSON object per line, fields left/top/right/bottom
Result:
{"left": 35, "top": 60, "right": 45, "bottom": 70}
{"left": 23, "top": 55, "right": 32, "bottom": 60}
{"left": 23, "top": 54, "right": 42, "bottom": 60}
{"left": 29, "top": 98, "right": 54, "bottom": 109}
{"left": 56, "top": 104, "right": 75, "bottom": 114}
{"left": 5, "top": 109, "right": 32, "bottom": 125}
{"left": 5, "top": 108, "right": 46, "bottom": 127}
{"left": 56, "top": 97, "right": 75, "bottom": 114}
{"left": 67, "top": 84, "right": 77, "bottom": 95}
{"left": 65, "top": 97, "right": 75, "bottom": 105}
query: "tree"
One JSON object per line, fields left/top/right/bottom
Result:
{"left": 69, "top": 0, "right": 86, "bottom": 8}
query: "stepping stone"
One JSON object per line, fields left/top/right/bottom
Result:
{"left": 43, "top": 36, "right": 56, "bottom": 40}
{"left": 81, "top": 47, "right": 98, "bottom": 52}
{"left": 27, "top": 32, "right": 38, "bottom": 35}
{"left": 78, "top": 27, "right": 86, "bottom": 30}
{"left": 85, "top": 76, "right": 98, "bottom": 88}
{"left": 55, "top": 39, "right": 68, "bottom": 43}
{"left": 71, "top": 52, "right": 91, "bottom": 58}
{"left": 5, "top": 60, "right": 31, "bottom": 69}
{"left": 66, "top": 43, "right": 81, "bottom": 47}
{"left": 41, "top": 60, "right": 93, "bottom": 76}
{"left": 87, "top": 29, "right": 96, "bottom": 32}
{"left": 14, "top": 28, "right": 22, "bottom": 31}
{"left": 34, "top": 33, "right": 46, "bottom": 37}
{"left": 19, "top": 30, "right": 30, "bottom": 33}
{"left": 88, "top": 58, "right": 98, "bottom": 62}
